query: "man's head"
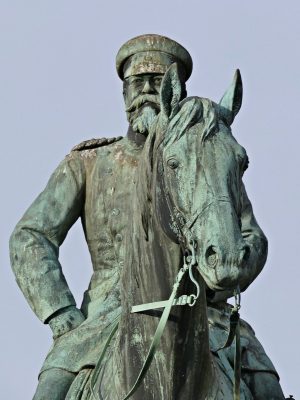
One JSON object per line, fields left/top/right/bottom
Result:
{"left": 116, "top": 34, "right": 193, "bottom": 135}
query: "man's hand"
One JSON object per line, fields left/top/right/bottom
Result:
{"left": 48, "top": 306, "right": 85, "bottom": 340}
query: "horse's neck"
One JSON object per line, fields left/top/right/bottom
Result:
{"left": 118, "top": 219, "right": 216, "bottom": 399}
{"left": 121, "top": 194, "right": 181, "bottom": 311}
{"left": 113, "top": 141, "right": 216, "bottom": 399}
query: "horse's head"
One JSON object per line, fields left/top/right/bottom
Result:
{"left": 153, "top": 64, "right": 252, "bottom": 293}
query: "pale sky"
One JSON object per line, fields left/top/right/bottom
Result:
{"left": 1, "top": 1, "right": 299, "bottom": 398}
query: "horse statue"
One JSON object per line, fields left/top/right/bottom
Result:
{"left": 68, "top": 64, "right": 282, "bottom": 399}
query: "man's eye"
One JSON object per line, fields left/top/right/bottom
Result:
{"left": 153, "top": 77, "right": 162, "bottom": 85}
{"left": 129, "top": 78, "right": 143, "bottom": 85}
{"left": 134, "top": 78, "right": 143, "bottom": 83}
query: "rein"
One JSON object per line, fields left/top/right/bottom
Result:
{"left": 159, "top": 163, "right": 242, "bottom": 398}
{"left": 90, "top": 241, "right": 241, "bottom": 400}
{"left": 90, "top": 163, "right": 242, "bottom": 399}
{"left": 217, "top": 288, "right": 242, "bottom": 400}
{"left": 123, "top": 241, "right": 200, "bottom": 400}
{"left": 130, "top": 242, "right": 242, "bottom": 400}
{"left": 90, "top": 242, "right": 199, "bottom": 400}
{"left": 159, "top": 161, "right": 242, "bottom": 398}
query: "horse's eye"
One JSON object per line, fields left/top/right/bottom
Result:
{"left": 167, "top": 158, "right": 179, "bottom": 169}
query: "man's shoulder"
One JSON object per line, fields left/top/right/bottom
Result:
{"left": 70, "top": 136, "right": 123, "bottom": 152}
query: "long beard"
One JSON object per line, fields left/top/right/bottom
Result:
{"left": 126, "top": 94, "right": 160, "bottom": 135}
{"left": 128, "top": 105, "right": 158, "bottom": 135}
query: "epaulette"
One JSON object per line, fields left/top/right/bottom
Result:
{"left": 71, "top": 136, "right": 123, "bottom": 152}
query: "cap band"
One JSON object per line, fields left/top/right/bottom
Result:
{"left": 123, "top": 51, "right": 175, "bottom": 78}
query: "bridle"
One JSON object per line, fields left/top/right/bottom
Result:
{"left": 127, "top": 177, "right": 242, "bottom": 399}
{"left": 91, "top": 156, "right": 242, "bottom": 400}
{"left": 159, "top": 166, "right": 242, "bottom": 400}
{"left": 90, "top": 241, "right": 200, "bottom": 400}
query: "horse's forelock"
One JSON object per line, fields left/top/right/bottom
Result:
{"left": 164, "top": 97, "right": 219, "bottom": 145}
{"left": 199, "top": 98, "right": 219, "bottom": 142}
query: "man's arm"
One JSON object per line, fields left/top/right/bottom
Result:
{"left": 9, "top": 151, "right": 86, "bottom": 337}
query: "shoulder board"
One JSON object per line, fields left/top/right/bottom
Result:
{"left": 71, "top": 136, "right": 123, "bottom": 152}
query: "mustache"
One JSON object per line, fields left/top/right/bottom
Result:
{"left": 126, "top": 94, "right": 160, "bottom": 113}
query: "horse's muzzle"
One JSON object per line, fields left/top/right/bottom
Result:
{"left": 197, "top": 243, "right": 251, "bottom": 291}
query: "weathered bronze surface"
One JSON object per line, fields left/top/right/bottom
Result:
{"left": 10, "top": 34, "right": 287, "bottom": 399}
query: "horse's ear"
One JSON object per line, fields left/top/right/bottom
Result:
{"left": 219, "top": 69, "right": 243, "bottom": 126}
{"left": 160, "top": 63, "right": 182, "bottom": 121}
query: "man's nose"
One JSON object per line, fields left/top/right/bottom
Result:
{"left": 141, "top": 80, "right": 155, "bottom": 94}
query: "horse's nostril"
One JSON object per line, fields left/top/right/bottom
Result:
{"left": 205, "top": 246, "right": 218, "bottom": 267}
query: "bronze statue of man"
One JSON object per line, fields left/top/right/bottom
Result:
{"left": 10, "top": 34, "right": 285, "bottom": 399}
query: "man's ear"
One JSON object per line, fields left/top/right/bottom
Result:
{"left": 160, "top": 63, "right": 183, "bottom": 121}
{"left": 219, "top": 69, "right": 243, "bottom": 126}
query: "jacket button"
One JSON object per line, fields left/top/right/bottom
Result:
{"left": 111, "top": 208, "right": 120, "bottom": 216}
{"left": 105, "top": 167, "right": 112, "bottom": 174}
{"left": 115, "top": 233, "right": 123, "bottom": 242}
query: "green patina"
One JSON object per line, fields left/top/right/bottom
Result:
{"left": 10, "top": 34, "right": 287, "bottom": 400}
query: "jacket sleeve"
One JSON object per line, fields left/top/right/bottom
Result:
{"left": 9, "top": 151, "right": 86, "bottom": 323}
{"left": 239, "top": 181, "right": 268, "bottom": 291}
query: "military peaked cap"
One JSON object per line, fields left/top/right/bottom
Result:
{"left": 116, "top": 34, "right": 193, "bottom": 81}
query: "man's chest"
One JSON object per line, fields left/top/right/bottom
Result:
{"left": 83, "top": 139, "right": 140, "bottom": 246}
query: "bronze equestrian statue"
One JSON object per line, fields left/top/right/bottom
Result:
{"left": 10, "top": 34, "right": 287, "bottom": 399}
